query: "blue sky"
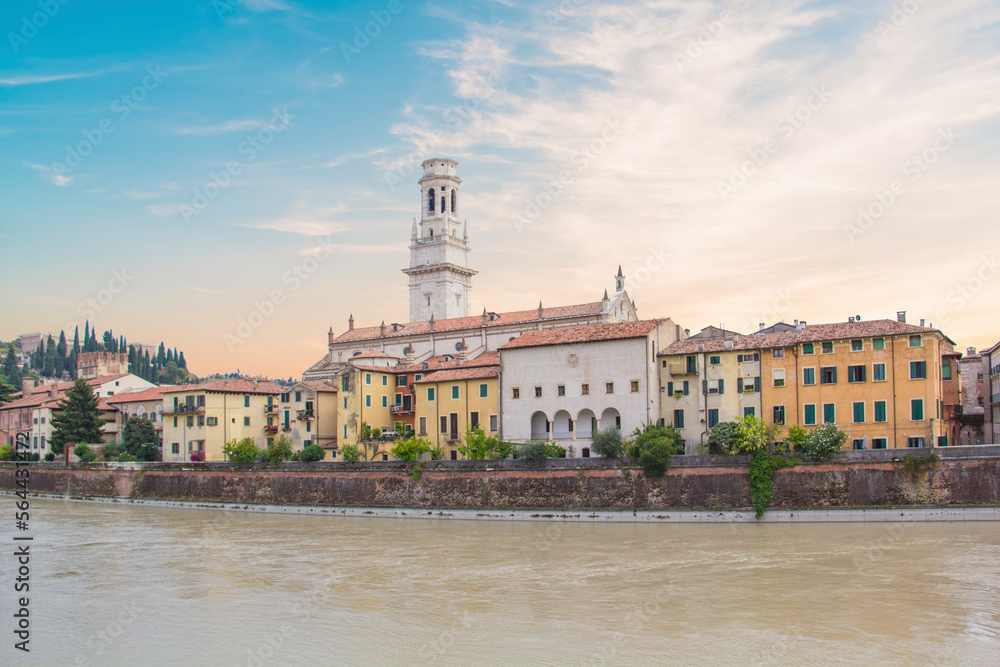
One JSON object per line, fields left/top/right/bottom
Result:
{"left": 2, "top": 0, "right": 999, "bottom": 377}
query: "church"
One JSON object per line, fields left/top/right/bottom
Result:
{"left": 302, "top": 158, "right": 640, "bottom": 379}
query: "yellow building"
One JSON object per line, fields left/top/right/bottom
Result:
{"left": 161, "top": 379, "right": 283, "bottom": 461}
{"left": 761, "top": 318, "right": 955, "bottom": 449}
{"left": 274, "top": 380, "right": 338, "bottom": 459}
{"left": 414, "top": 364, "right": 500, "bottom": 460}
{"left": 336, "top": 362, "right": 398, "bottom": 459}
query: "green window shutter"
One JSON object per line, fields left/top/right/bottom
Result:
{"left": 853, "top": 402, "right": 865, "bottom": 423}
{"left": 823, "top": 404, "right": 835, "bottom": 424}
{"left": 427, "top": 387, "right": 435, "bottom": 401}
{"left": 874, "top": 401, "right": 887, "bottom": 422}
{"left": 911, "top": 399, "right": 924, "bottom": 421}
{"left": 667, "top": 381, "right": 673, "bottom": 395}
{"left": 804, "top": 405, "right": 816, "bottom": 425}
{"left": 718, "top": 379, "right": 724, "bottom": 394}
{"left": 873, "top": 338, "right": 885, "bottom": 350}
{"left": 452, "top": 385, "right": 459, "bottom": 399}
{"left": 803, "top": 368, "right": 814, "bottom": 385}
{"left": 683, "top": 381, "right": 689, "bottom": 395}
{"left": 480, "top": 384, "right": 488, "bottom": 398}
{"left": 737, "top": 378, "right": 743, "bottom": 392}
{"left": 803, "top": 343, "right": 814, "bottom": 354}
{"left": 755, "top": 376, "right": 761, "bottom": 392}
{"left": 708, "top": 409, "right": 719, "bottom": 428}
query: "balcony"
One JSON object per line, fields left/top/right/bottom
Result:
{"left": 297, "top": 409, "right": 314, "bottom": 421}
{"left": 264, "top": 425, "right": 279, "bottom": 434}
{"left": 163, "top": 404, "right": 205, "bottom": 415}
{"left": 669, "top": 364, "right": 697, "bottom": 376}
{"left": 281, "top": 424, "right": 291, "bottom": 432}
{"left": 390, "top": 405, "right": 414, "bottom": 414}
{"left": 264, "top": 404, "right": 279, "bottom": 415}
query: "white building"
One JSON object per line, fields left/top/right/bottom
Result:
{"left": 498, "top": 319, "right": 683, "bottom": 456}
{"left": 303, "top": 157, "right": 640, "bottom": 381}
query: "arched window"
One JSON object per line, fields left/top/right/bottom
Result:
{"left": 441, "top": 196, "right": 446, "bottom": 213}
{"left": 428, "top": 188, "right": 435, "bottom": 213}
{"left": 451, "top": 189, "right": 457, "bottom": 213}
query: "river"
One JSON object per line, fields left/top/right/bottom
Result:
{"left": 1, "top": 498, "right": 998, "bottom": 666}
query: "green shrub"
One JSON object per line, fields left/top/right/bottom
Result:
{"left": 340, "top": 444, "right": 362, "bottom": 463}
{"left": 903, "top": 452, "right": 939, "bottom": 476}
{"left": 44, "top": 452, "right": 55, "bottom": 462}
{"left": 518, "top": 440, "right": 565, "bottom": 462}
{"left": 797, "top": 424, "right": 847, "bottom": 460}
{"left": 638, "top": 438, "right": 673, "bottom": 477}
{"left": 391, "top": 436, "right": 433, "bottom": 462}
{"left": 223, "top": 437, "right": 259, "bottom": 463}
{"left": 429, "top": 446, "right": 446, "bottom": 460}
{"left": 705, "top": 421, "right": 741, "bottom": 454}
{"left": 460, "top": 424, "right": 517, "bottom": 460}
{"left": 786, "top": 425, "right": 808, "bottom": 451}
{"left": 263, "top": 435, "right": 294, "bottom": 464}
{"left": 591, "top": 426, "right": 624, "bottom": 458}
{"left": 117, "top": 453, "right": 137, "bottom": 462}
{"left": 732, "top": 415, "right": 781, "bottom": 455}
{"left": 299, "top": 444, "right": 325, "bottom": 462}
{"left": 749, "top": 451, "right": 798, "bottom": 518}
{"left": 0, "top": 444, "right": 13, "bottom": 461}
{"left": 73, "top": 443, "right": 96, "bottom": 463}
{"left": 631, "top": 423, "right": 684, "bottom": 458}
{"left": 101, "top": 441, "right": 125, "bottom": 461}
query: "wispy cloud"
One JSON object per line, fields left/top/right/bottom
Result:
{"left": 325, "top": 148, "right": 387, "bottom": 167}
{"left": 236, "top": 203, "right": 349, "bottom": 236}
{"left": 26, "top": 163, "right": 71, "bottom": 187}
{"left": 176, "top": 119, "right": 269, "bottom": 135}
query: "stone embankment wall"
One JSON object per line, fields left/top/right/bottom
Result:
{"left": 2, "top": 449, "right": 998, "bottom": 511}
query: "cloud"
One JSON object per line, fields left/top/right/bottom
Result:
{"left": 176, "top": 120, "right": 268, "bottom": 135}
{"left": 325, "top": 148, "right": 387, "bottom": 167}
{"left": 149, "top": 204, "right": 179, "bottom": 218}
{"left": 236, "top": 203, "right": 349, "bottom": 236}
{"left": 0, "top": 69, "right": 115, "bottom": 86}
{"left": 26, "top": 163, "right": 71, "bottom": 187}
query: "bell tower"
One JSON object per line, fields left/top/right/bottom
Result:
{"left": 402, "top": 158, "right": 477, "bottom": 322}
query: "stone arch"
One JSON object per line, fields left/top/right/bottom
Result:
{"left": 552, "top": 409, "right": 573, "bottom": 439}
{"left": 577, "top": 409, "right": 596, "bottom": 438}
{"left": 600, "top": 407, "right": 621, "bottom": 432}
{"left": 530, "top": 411, "right": 549, "bottom": 440}
{"left": 427, "top": 187, "right": 435, "bottom": 212}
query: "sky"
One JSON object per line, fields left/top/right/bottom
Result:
{"left": 1, "top": 0, "right": 999, "bottom": 379}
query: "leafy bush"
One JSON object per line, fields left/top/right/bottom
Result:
{"left": 263, "top": 435, "right": 294, "bottom": 464}
{"left": 797, "top": 424, "right": 847, "bottom": 460}
{"left": 903, "top": 452, "right": 939, "bottom": 476}
{"left": 631, "top": 424, "right": 684, "bottom": 457}
{"left": 73, "top": 443, "right": 96, "bottom": 463}
{"left": 44, "top": 452, "right": 55, "bottom": 462}
{"left": 591, "top": 427, "right": 624, "bottom": 458}
{"left": 340, "top": 444, "right": 362, "bottom": 463}
{"left": 705, "top": 421, "right": 741, "bottom": 454}
{"left": 460, "top": 424, "right": 517, "bottom": 460}
{"left": 299, "top": 444, "right": 325, "bottom": 462}
{"left": 123, "top": 417, "right": 160, "bottom": 461}
{"left": 118, "top": 453, "right": 137, "bottom": 462}
{"left": 391, "top": 436, "right": 432, "bottom": 462}
{"left": 786, "top": 425, "right": 808, "bottom": 451}
{"left": 517, "top": 440, "right": 565, "bottom": 462}
{"left": 0, "top": 444, "right": 12, "bottom": 461}
{"left": 223, "top": 437, "right": 259, "bottom": 463}
{"left": 638, "top": 437, "right": 673, "bottom": 477}
{"left": 101, "top": 441, "right": 125, "bottom": 461}
{"left": 732, "top": 415, "right": 781, "bottom": 454}
{"left": 430, "top": 446, "right": 446, "bottom": 460}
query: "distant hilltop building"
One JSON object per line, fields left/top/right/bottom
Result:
{"left": 77, "top": 351, "right": 129, "bottom": 380}
{"left": 304, "top": 158, "right": 640, "bottom": 380}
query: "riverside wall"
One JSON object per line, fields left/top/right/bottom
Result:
{"left": 2, "top": 449, "right": 998, "bottom": 511}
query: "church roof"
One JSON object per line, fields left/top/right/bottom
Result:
{"left": 499, "top": 320, "right": 666, "bottom": 350}
{"left": 330, "top": 301, "right": 606, "bottom": 344}
{"left": 414, "top": 364, "right": 500, "bottom": 383}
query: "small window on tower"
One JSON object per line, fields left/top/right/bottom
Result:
{"left": 428, "top": 188, "right": 435, "bottom": 212}
{"left": 451, "top": 189, "right": 457, "bottom": 213}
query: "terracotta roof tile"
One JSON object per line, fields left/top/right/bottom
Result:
{"left": 105, "top": 386, "right": 171, "bottom": 404}
{"left": 160, "top": 379, "right": 284, "bottom": 395}
{"left": 415, "top": 365, "right": 500, "bottom": 383}
{"left": 499, "top": 320, "right": 665, "bottom": 350}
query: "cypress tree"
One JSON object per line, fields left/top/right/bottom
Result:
{"left": 2, "top": 347, "right": 17, "bottom": 381}
{"left": 50, "top": 378, "right": 106, "bottom": 454}
{"left": 56, "top": 331, "right": 68, "bottom": 378}
{"left": 0, "top": 377, "right": 13, "bottom": 406}
{"left": 178, "top": 351, "right": 187, "bottom": 370}
{"left": 44, "top": 336, "right": 57, "bottom": 377}
{"left": 70, "top": 326, "right": 80, "bottom": 379}
{"left": 157, "top": 342, "right": 166, "bottom": 367}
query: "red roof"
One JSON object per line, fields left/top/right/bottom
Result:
{"left": 105, "top": 386, "right": 171, "bottom": 404}
{"left": 415, "top": 365, "right": 500, "bottom": 383}
{"left": 160, "top": 379, "right": 284, "bottom": 395}
{"left": 499, "top": 320, "right": 665, "bottom": 350}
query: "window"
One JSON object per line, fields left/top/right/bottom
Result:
{"left": 630, "top": 380, "right": 640, "bottom": 393}
{"left": 581, "top": 383, "right": 590, "bottom": 395}
{"left": 382, "top": 375, "right": 388, "bottom": 386}
{"left": 396, "top": 375, "right": 407, "bottom": 387}
{"left": 365, "top": 373, "right": 371, "bottom": 385}
{"left": 382, "top": 396, "right": 388, "bottom": 408}
{"left": 440, "top": 416, "right": 448, "bottom": 432}
{"left": 911, "top": 399, "right": 924, "bottom": 421}
{"left": 342, "top": 375, "right": 349, "bottom": 391}
{"left": 582, "top": 448, "right": 591, "bottom": 458}
{"left": 187, "top": 416, "right": 194, "bottom": 427}
{"left": 942, "top": 361, "right": 952, "bottom": 380}
{"left": 365, "top": 395, "right": 372, "bottom": 408}
{"left": 343, "top": 398, "right": 347, "bottom": 409}
{"left": 673, "top": 409, "right": 685, "bottom": 429}
{"left": 803, "top": 343, "right": 815, "bottom": 355}
{"left": 850, "top": 339, "right": 863, "bottom": 352}
{"left": 244, "top": 417, "right": 250, "bottom": 426}
{"left": 908, "top": 437, "right": 925, "bottom": 448}
{"left": 295, "top": 391, "right": 302, "bottom": 402}
{"left": 874, "top": 401, "right": 887, "bottom": 423}
{"left": 872, "top": 438, "right": 887, "bottom": 449}
{"left": 395, "top": 393, "right": 402, "bottom": 406}
{"left": 489, "top": 415, "right": 498, "bottom": 432}
{"left": 820, "top": 367, "right": 837, "bottom": 384}
{"left": 737, "top": 353, "right": 760, "bottom": 363}
{"left": 171, "top": 443, "right": 179, "bottom": 454}
{"left": 244, "top": 395, "right": 250, "bottom": 408}
{"left": 873, "top": 363, "right": 886, "bottom": 382}
{"left": 743, "top": 407, "right": 755, "bottom": 418}
{"left": 873, "top": 337, "right": 885, "bottom": 350}
{"left": 174, "top": 417, "right": 178, "bottom": 427}
{"left": 558, "top": 385, "right": 566, "bottom": 397}
{"left": 772, "top": 368, "right": 785, "bottom": 387}
{"left": 427, "top": 387, "right": 435, "bottom": 401}
{"left": 470, "top": 412, "right": 479, "bottom": 428}
{"left": 707, "top": 409, "right": 719, "bottom": 428}
{"left": 802, "top": 368, "right": 816, "bottom": 385}
{"left": 428, "top": 187, "right": 435, "bottom": 212}
{"left": 418, "top": 417, "right": 427, "bottom": 435}
{"left": 910, "top": 361, "right": 927, "bottom": 379}
{"left": 534, "top": 386, "right": 542, "bottom": 398}
{"left": 773, "top": 405, "right": 785, "bottom": 425}
{"left": 909, "top": 335, "right": 922, "bottom": 348}
{"left": 823, "top": 403, "right": 836, "bottom": 424}
{"left": 452, "top": 385, "right": 459, "bottom": 400}
{"left": 707, "top": 379, "right": 722, "bottom": 395}
{"left": 512, "top": 388, "right": 520, "bottom": 399}
{"left": 822, "top": 342, "right": 833, "bottom": 354}
{"left": 606, "top": 382, "right": 614, "bottom": 394}
{"left": 686, "top": 355, "right": 697, "bottom": 373}
{"left": 853, "top": 402, "right": 865, "bottom": 423}
{"left": 738, "top": 377, "right": 757, "bottom": 393}
{"left": 709, "top": 355, "right": 721, "bottom": 365}
{"left": 197, "top": 395, "right": 205, "bottom": 407}
{"left": 848, "top": 365, "right": 866, "bottom": 383}
{"left": 306, "top": 421, "right": 312, "bottom": 432}
{"left": 772, "top": 349, "right": 785, "bottom": 358}
{"left": 198, "top": 416, "right": 205, "bottom": 427}
{"left": 207, "top": 417, "right": 218, "bottom": 426}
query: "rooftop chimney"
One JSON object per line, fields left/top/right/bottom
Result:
{"left": 49, "top": 383, "right": 58, "bottom": 399}
{"left": 348, "top": 314, "right": 355, "bottom": 331}
{"left": 967, "top": 346, "right": 977, "bottom": 356}
{"left": 796, "top": 321, "right": 806, "bottom": 331}
{"left": 537, "top": 300, "right": 544, "bottom": 320}
{"left": 919, "top": 318, "right": 925, "bottom": 327}
{"left": 684, "top": 328, "right": 690, "bottom": 338}
{"left": 429, "top": 314, "right": 435, "bottom": 332}
{"left": 482, "top": 307, "right": 488, "bottom": 326}
{"left": 759, "top": 322, "right": 765, "bottom": 331}
{"left": 458, "top": 338, "right": 468, "bottom": 363}
{"left": 849, "top": 316, "right": 855, "bottom": 323}
{"left": 22, "top": 377, "right": 34, "bottom": 396}
{"left": 897, "top": 311, "right": 906, "bottom": 323}
{"left": 328, "top": 327, "right": 334, "bottom": 344}
{"left": 724, "top": 339, "right": 734, "bottom": 351}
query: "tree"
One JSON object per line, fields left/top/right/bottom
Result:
{"left": 786, "top": 425, "right": 808, "bottom": 451}
{"left": 56, "top": 330, "right": 68, "bottom": 378}
{"left": 69, "top": 326, "right": 80, "bottom": 379}
{"left": 705, "top": 421, "right": 741, "bottom": 454}
{"left": 340, "top": 444, "right": 362, "bottom": 463}
{"left": 3, "top": 346, "right": 17, "bottom": 381}
{"left": 797, "top": 424, "right": 847, "bottom": 460}
{"left": 299, "top": 444, "right": 325, "bottom": 462}
{"left": 178, "top": 351, "right": 187, "bottom": 370}
{"left": 460, "top": 424, "right": 517, "bottom": 460}
{"left": 591, "top": 426, "right": 624, "bottom": 458}
{"left": 100, "top": 441, "right": 125, "bottom": 461}
{"left": 731, "top": 415, "right": 781, "bottom": 455}
{"left": 638, "top": 438, "right": 673, "bottom": 477}
{"left": 628, "top": 423, "right": 684, "bottom": 457}
{"left": 0, "top": 444, "right": 12, "bottom": 461}
{"left": 74, "top": 443, "right": 97, "bottom": 462}
{"left": 223, "top": 437, "right": 259, "bottom": 463}
{"left": 51, "top": 378, "right": 105, "bottom": 455}
{"left": 262, "top": 435, "right": 294, "bottom": 464}
{"left": 391, "top": 436, "right": 432, "bottom": 462}
{"left": 43, "top": 335, "right": 56, "bottom": 377}
{"left": 123, "top": 417, "right": 160, "bottom": 461}
{"left": 0, "top": 377, "right": 14, "bottom": 406}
